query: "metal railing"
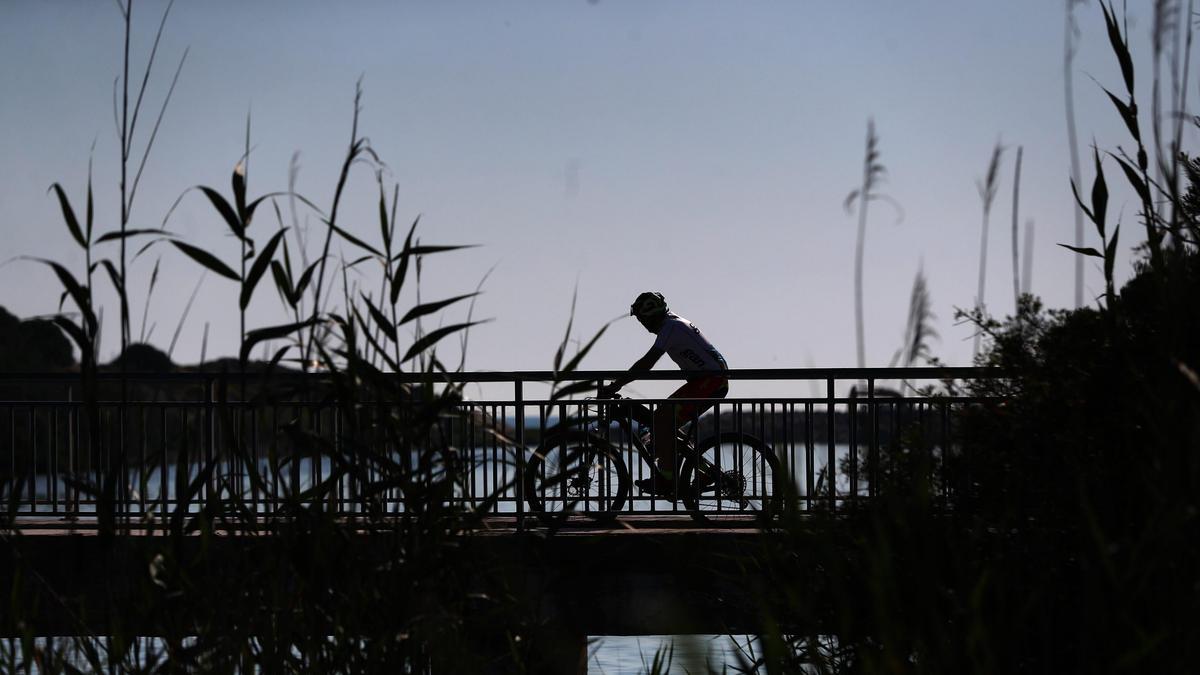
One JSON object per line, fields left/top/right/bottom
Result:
{"left": 0, "top": 368, "right": 1003, "bottom": 527}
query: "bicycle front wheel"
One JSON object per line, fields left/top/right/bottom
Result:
{"left": 679, "top": 432, "right": 782, "bottom": 522}
{"left": 524, "top": 431, "right": 629, "bottom": 525}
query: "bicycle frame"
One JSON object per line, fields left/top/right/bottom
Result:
{"left": 580, "top": 397, "right": 707, "bottom": 481}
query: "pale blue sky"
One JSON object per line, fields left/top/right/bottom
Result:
{"left": 0, "top": 1, "right": 1183, "bottom": 395}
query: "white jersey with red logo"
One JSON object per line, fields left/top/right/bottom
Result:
{"left": 653, "top": 313, "right": 728, "bottom": 373}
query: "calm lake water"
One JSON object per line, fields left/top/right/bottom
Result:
{"left": 589, "top": 635, "right": 761, "bottom": 673}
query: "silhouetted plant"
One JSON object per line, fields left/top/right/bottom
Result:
{"left": 1009, "top": 146, "right": 1023, "bottom": 310}
{"left": 972, "top": 142, "right": 1003, "bottom": 359}
{"left": 1064, "top": 0, "right": 1087, "bottom": 307}
{"left": 844, "top": 119, "right": 901, "bottom": 370}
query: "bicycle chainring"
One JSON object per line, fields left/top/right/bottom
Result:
{"left": 718, "top": 470, "right": 746, "bottom": 499}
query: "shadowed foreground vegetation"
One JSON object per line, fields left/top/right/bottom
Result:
{"left": 738, "top": 5, "right": 1200, "bottom": 671}
{"left": 3, "top": 1, "right": 1200, "bottom": 673}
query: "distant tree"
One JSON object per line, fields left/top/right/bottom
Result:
{"left": 107, "top": 342, "right": 173, "bottom": 372}
{"left": 0, "top": 306, "right": 74, "bottom": 372}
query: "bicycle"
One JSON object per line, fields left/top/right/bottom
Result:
{"left": 523, "top": 393, "right": 783, "bottom": 525}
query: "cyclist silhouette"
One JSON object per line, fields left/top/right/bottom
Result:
{"left": 599, "top": 292, "right": 729, "bottom": 494}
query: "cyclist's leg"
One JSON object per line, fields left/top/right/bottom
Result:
{"left": 652, "top": 375, "right": 729, "bottom": 476}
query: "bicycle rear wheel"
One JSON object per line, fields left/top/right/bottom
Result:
{"left": 524, "top": 431, "right": 629, "bottom": 526}
{"left": 679, "top": 432, "right": 782, "bottom": 523}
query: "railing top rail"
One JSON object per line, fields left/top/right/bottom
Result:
{"left": 0, "top": 367, "right": 1006, "bottom": 384}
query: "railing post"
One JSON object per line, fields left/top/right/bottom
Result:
{"left": 868, "top": 377, "right": 877, "bottom": 500}
{"left": 206, "top": 374, "right": 215, "bottom": 509}
{"left": 826, "top": 378, "right": 836, "bottom": 512}
{"left": 514, "top": 379, "right": 525, "bottom": 532}
{"left": 849, "top": 382, "right": 858, "bottom": 503}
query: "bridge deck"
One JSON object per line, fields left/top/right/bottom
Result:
{"left": 2, "top": 515, "right": 851, "bottom": 639}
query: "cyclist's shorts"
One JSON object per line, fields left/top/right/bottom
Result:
{"left": 665, "top": 375, "right": 729, "bottom": 421}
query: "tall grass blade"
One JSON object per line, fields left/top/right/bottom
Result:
{"left": 139, "top": 256, "right": 160, "bottom": 342}
{"left": 553, "top": 285, "right": 578, "bottom": 375}
{"left": 200, "top": 321, "right": 209, "bottom": 365}
{"left": 127, "top": 42, "right": 188, "bottom": 209}
{"left": 168, "top": 272, "right": 204, "bottom": 358}
{"left": 1022, "top": 219, "right": 1035, "bottom": 295}
{"left": 457, "top": 263, "right": 498, "bottom": 372}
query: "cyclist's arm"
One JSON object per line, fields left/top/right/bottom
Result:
{"left": 605, "top": 346, "right": 664, "bottom": 392}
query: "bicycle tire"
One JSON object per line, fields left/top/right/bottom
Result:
{"left": 679, "top": 431, "right": 783, "bottom": 523}
{"left": 524, "top": 431, "right": 630, "bottom": 526}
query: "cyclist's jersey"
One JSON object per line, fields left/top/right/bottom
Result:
{"left": 653, "top": 313, "right": 729, "bottom": 373}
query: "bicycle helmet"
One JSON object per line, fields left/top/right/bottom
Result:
{"left": 630, "top": 291, "right": 668, "bottom": 320}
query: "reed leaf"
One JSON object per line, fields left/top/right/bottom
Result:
{"left": 402, "top": 321, "right": 487, "bottom": 363}
{"left": 49, "top": 183, "right": 86, "bottom": 248}
{"left": 377, "top": 175, "right": 392, "bottom": 251}
{"left": 1102, "top": 88, "right": 1141, "bottom": 143}
{"left": 293, "top": 259, "right": 321, "bottom": 305}
{"left": 240, "top": 228, "right": 286, "bottom": 310}
{"left": 390, "top": 215, "right": 421, "bottom": 305}
{"left": 1058, "top": 244, "right": 1104, "bottom": 257}
{"left": 1101, "top": 1, "right": 1135, "bottom": 93}
{"left": 32, "top": 258, "right": 97, "bottom": 332}
{"left": 95, "top": 228, "right": 167, "bottom": 243}
{"left": 1110, "top": 153, "right": 1153, "bottom": 211}
{"left": 1105, "top": 224, "right": 1120, "bottom": 291}
{"left": 399, "top": 292, "right": 478, "bottom": 325}
{"left": 240, "top": 319, "right": 318, "bottom": 364}
{"left": 360, "top": 293, "right": 397, "bottom": 342}
{"left": 53, "top": 316, "right": 93, "bottom": 364}
{"left": 353, "top": 306, "right": 401, "bottom": 371}
{"left": 171, "top": 240, "right": 239, "bottom": 281}
{"left": 405, "top": 244, "right": 477, "bottom": 256}
{"left": 197, "top": 186, "right": 244, "bottom": 240}
{"left": 270, "top": 260, "right": 294, "bottom": 306}
{"left": 559, "top": 319, "right": 615, "bottom": 375}
{"left": 1070, "top": 179, "right": 1096, "bottom": 223}
{"left": 325, "top": 219, "right": 382, "bottom": 257}
{"left": 1090, "top": 148, "right": 1109, "bottom": 239}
